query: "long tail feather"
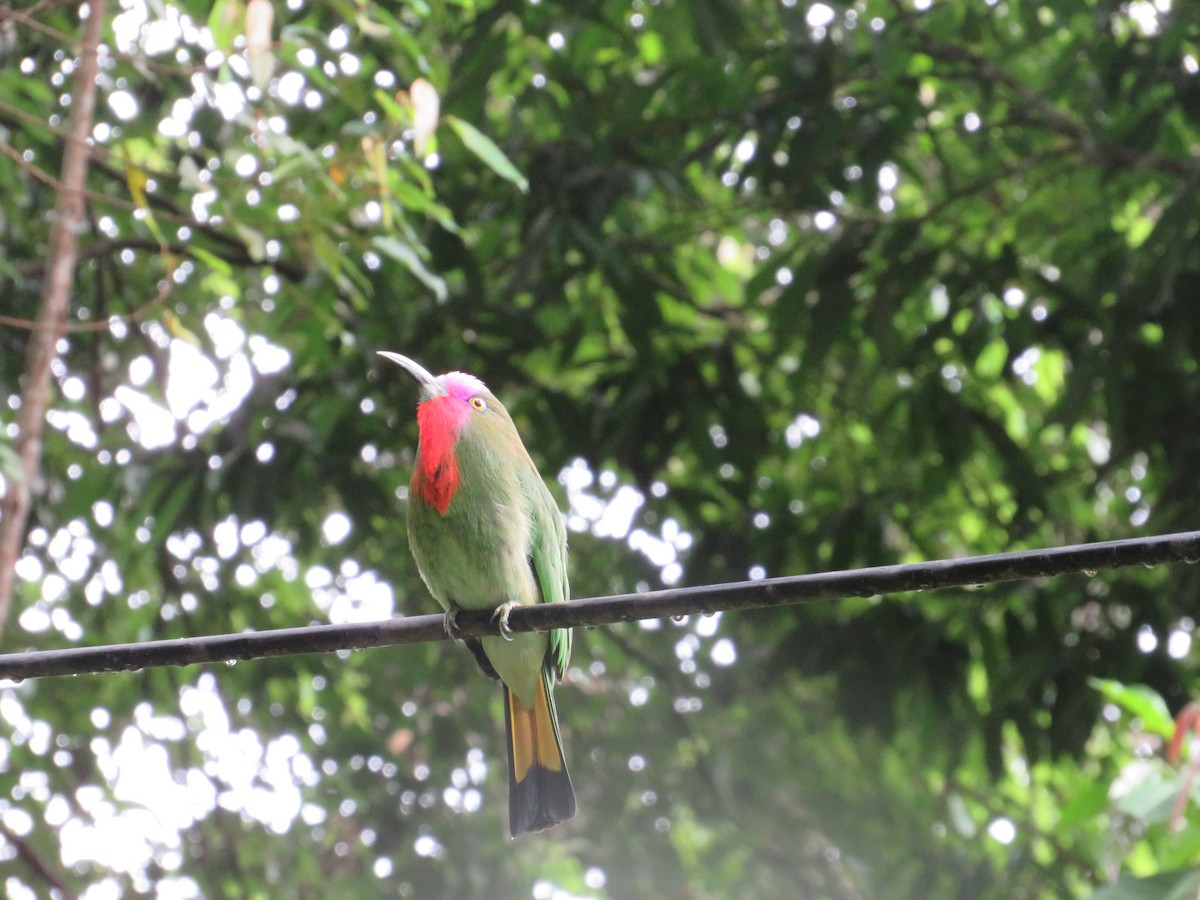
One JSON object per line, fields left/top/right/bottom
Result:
{"left": 504, "top": 668, "right": 575, "bottom": 837}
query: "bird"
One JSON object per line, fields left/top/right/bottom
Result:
{"left": 378, "top": 351, "right": 576, "bottom": 838}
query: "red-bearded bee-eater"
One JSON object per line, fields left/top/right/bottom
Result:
{"left": 378, "top": 351, "right": 576, "bottom": 837}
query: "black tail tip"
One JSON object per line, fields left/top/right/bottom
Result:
{"left": 509, "top": 764, "right": 576, "bottom": 838}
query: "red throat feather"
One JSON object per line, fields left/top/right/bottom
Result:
{"left": 413, "top": 396, "right": 465, "bottom": 515}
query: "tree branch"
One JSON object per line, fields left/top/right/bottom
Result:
{"left": 0, "top": 4, "right": 196, "bottom": 78}
{"left": 0, "top": 237, "right": 308, "bottom": 335}
{"left": 0, "top": 0, "right": 105, "bottom": 641}
{"left": 903, "top": 23, "right": 1191, "bottom": 180}
{"left": 1, "top": 531, "right": 1198, "bottom": 680}
{"left": 0, "top": 820, "right": 79, "bottom": 900}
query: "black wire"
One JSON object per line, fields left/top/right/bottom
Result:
{"left": 2, "top": 530, "right": 1198, "bottom": 680}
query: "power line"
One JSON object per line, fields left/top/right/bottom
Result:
{"left": 2, "top": 530, "right": 1198, "bottom": 681}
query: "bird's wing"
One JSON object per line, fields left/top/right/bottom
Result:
{"left": 521, "top": 463, "right": 571, "bottom": 680}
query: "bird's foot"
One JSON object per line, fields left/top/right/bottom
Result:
{"left": 443, "top": 606, "right": 462, "bottom": 640}
{"left": 493, "top": 602, "right": 518, "bottom": 642}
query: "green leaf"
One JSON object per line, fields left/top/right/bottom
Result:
{"left": 372, "top": 235, "right": 448, "bottom": 301}
{"left": 391, "top": 180, "right": 459, "bottom": 233}
{"left": 444, "top": 114, "right": 529, "bottom": 193}
{"left": 149, "top": 472, "right": 200, "bottom": 545}
{"left": 1087, "top": 869, "right": 1200, "bottom": 900}
{"left": 1058, "top": 779, "right": 1110, "bottom": 828}
{"left": 0, "top": 441, "right": 23, "bottom": 486}
{"left": 1089, "top": 678, "right": 1175, "bottom": 737}
{"left": 1114, "top": 777, "right": 1181, "bottom": 822}
{"left": 207, "top": 0, "right": 239, "bottom": 57}
{"left": 975, "top": 338, "right": 1008, "bottom": 379}
{"left": 248, "top": 47, "right": 275, "bottom": 92}
{"left": 189, "top": 246, "right": 234, "bottom": 277}
{"left": 235, "top": 223, "right": 267, "bottom": 263}
{"left": 364, "top": 5, "right": 429, "bottom": 67}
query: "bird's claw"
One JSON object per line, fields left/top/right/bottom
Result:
{"left": 443, "top": 607, "right": 461, "bottom": 640}
{"left": 493, "top": 602, "right": 517, "bottom": 642}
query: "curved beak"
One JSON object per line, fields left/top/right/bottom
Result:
{"left": 377, "top": 351, "right": 447, "bottom": 398}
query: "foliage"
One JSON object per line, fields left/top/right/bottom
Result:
{"left": 2, "top": 0, "right": 1200, "bottom": 897}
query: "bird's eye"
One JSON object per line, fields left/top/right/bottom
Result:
{"left": 469, "top": 396, "right": 487, "bottom": 411}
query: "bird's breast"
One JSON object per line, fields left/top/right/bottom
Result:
{"left": 407, "top": 463, "right": 537, "bottom": 613}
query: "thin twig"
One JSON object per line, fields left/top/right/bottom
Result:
{"left": 1, "top": 531, "right": 1198, "bottom": 680}
{"left": 0, "top": 4, "right": 199, "bottom": 78}
{"left": 0, "top": 0, "right": 106, "bottom": 642}
{"left": 0, "top": 135, "right": 233, "bottom": 229}
{"left": 0, "top": 252, "right": 178, "bottom": 333}
{"left": 901, "top": 22, "right": 1190, "bottom": 180}
{"left": 0, "top": 820, "right": 79, "bottom": 900}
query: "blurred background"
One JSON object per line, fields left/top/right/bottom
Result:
{"left": 2, "top": 0, "right": 1200, "bottom": 897}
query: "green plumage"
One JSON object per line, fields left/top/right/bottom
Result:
{"left": 405, "top": 390, "right": 572, "bottom": 702}
{"left": 380, "top": 352, "right": 575, "bottom": 837}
